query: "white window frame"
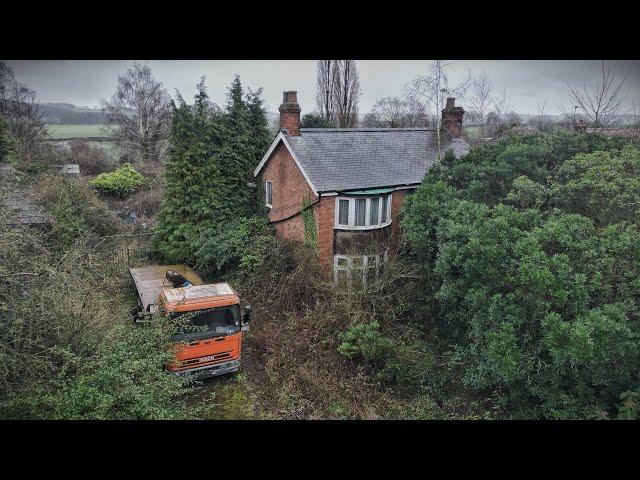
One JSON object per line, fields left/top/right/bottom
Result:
{"left": 337, "top": 198, "right": 350, "bottom": 227}
{"left": 333, "top": 251, "right": 389, "bottom": 290}
{"left": 334, "top": 194, "right": 392, "bottom": 230}
{"left": 265, "top": 180, "right": 273, "bottom": 208}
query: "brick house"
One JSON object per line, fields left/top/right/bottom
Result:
{"left": 254, "top": 91, "right": 469, "bottom": 285}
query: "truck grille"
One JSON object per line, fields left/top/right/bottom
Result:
{"left": 181, "top": 351, "right": 232, "bottom": 367}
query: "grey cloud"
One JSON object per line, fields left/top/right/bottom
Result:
{"left": 4, "top": 60, "right": 640, "bottom": 115}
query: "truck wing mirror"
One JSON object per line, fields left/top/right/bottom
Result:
{"left": 243, "top": 304, "right": 252, "bottom": 324}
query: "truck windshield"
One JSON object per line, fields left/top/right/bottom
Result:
{"left": 170, "top": 305, "right": 240, "bottom": 342}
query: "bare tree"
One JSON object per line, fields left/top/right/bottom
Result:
{"left": 558, "top": 102, "right": 586, "bottom": 131}
{"left": 0, "top": 62, "right": 47, "bottom": 161}
{"left": 631, "top": 101, "right": 640, "bottom": 143}
{"left": 491, "top": 88, "right": 513, "bottom": 134}
{"left": 101, "top": 63, "right": 172, "bottom": 163}
{"left": 362, "top": 96, "right": 430, "bottom": 128}
{"left": 468, "top": 71, "right": 493, "bottom": 137}
{"left": 567, "top": 61, "right": 628, "bottom": 131}
{"left": 315, "top": 60, "right": 337, "bottom": 125}
{"left": 332, "top": 60, "right": 361, "bottom": 128}
{"left": 529, "top": 99, "right": 556, "bottom": 133}
{"left": 370, "top": 97, "right": 406, "bottom": 127}
{"left": 406, "top": 60, "right": 471, "bottom": 158}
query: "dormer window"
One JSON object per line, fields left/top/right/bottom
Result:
{"left": 334, "top": 193, "right": 392, "bottom": 230}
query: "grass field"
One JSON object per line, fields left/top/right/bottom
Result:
{"left": 47, "top": 124, "right": 115, "bottom": 139}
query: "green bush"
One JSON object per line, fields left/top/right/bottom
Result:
{"left": 4, "top": 319, "right": 197, "bottom": 420}
{"left": 402, "top": 132, "right": 640, "bottom": 418}
{"left": 338, "top": 322, "right": 394, "bottom": 367}
{"left": 195, "top": 215, "right": 275, "bottom": 276}
{"left": 33, "top": 175, "right": 120, "bottom": 249}
{"left": 612, "top": 388, "right": 640, "bottom": 420}
{"left": 90, "top": 163, "right": 144, "bottom": 197}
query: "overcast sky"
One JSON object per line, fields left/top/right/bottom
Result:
{"left": 5, "top": 60, "right": 640, "bottom": 115}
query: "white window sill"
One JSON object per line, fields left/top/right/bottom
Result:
{"left": 265, "top": 204, "right": 272, "bottom": 209}
{"left": 334, "top": 221, "right": 392, "bottom": 231}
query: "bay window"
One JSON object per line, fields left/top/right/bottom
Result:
{"left": 334, "top": 194, "right": 392, "bottom": 230}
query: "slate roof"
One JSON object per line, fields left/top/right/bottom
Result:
{"left": 281, "top": 128, "right": 469, "bottom": 193}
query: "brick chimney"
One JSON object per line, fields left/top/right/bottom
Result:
{"left": 279, "top": 91, "right": 301, "bottom": 136}
{"left": 441, "top": 97, "right": 464, "bottom": 138}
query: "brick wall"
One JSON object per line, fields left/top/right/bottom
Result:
{"left": 258, "top": 139, "right": 417, "bottom": 276}
{"left": 390, "top": 189, "right": 408, "bottom": 239}
{"left": 314, "top": 196, "right": 335, "bottom": 272}
{"left": 259, "top": 141, "right": 318, "bottom": 243}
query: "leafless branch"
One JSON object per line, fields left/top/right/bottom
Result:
{"left": 567, "top": 61, "right": 628, "bottom": 131}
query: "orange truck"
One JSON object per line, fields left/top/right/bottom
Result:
{"left": 129, "top": 264, "right": 251, "bottom": 380}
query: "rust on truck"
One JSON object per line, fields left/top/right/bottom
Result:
{"left": 129, "top": 264, "right": 204, "bottom": 314}
{"left": 129, "top": 265, "right": 251, "bottom": 380}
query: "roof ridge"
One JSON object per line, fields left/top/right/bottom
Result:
{"left": 298, "top": 127, "right": 436, "bottom": 132}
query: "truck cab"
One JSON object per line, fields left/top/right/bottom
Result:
{"left": 129, "top": 265, "right": 250, "bottom": 380}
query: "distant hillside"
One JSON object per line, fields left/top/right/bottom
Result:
{"left": 41, "top": 103, "right": 105, "bottom": 125}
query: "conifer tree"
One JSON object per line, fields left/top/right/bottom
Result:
{"left": 156, "top": 76, "right": 271, "bottom": 265}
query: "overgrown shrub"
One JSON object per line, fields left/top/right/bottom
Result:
{"left": 90, "top": 163, "right": 144, "bottom": 197}
{"left": 402, "top": 132, "right": 640, "bottom": 418}
{"left": 132, "top": 162, "right": 164, "bottom": 217}
{"left": 337, "top": 321, "right": 440, "bottom": 397}
{"left": 0, "top": 202, "right": 125, "bottom": 415}
{"left": 67, "top": 139, "right": 116, "bottom": 175}
{"left": 33, "top": 175, "right": 120, "bottom": 249}
{"left": 5, "top": 319, "right": 195, "bottom": 420}
{"left": 0, "top": 115, "right": 17, "bottom": 164}
{"left": 612, "top": 388, "right": 640, "bottom": 420}
{"left": 0, "top": 194, "right": 199, "bottom": 419}
{"left": 195, "top": 215, "right": 275, "bottom": 276}
{"left": 338, "top": 322, "right": 393, "bottom": 366}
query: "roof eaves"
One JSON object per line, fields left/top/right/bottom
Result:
{"left": 253, "top": 130, "right": 285, "bottom": 177}
{"left": 254, "top": 131, "right": 319, "bottom": 196}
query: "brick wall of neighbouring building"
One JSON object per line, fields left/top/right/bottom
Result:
{"left": 259, "top": 141, "right": 317, "bottom": 241}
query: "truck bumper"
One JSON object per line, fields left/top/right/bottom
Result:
{"left": 169, "top": 358, "right": 240, "bottom": 381}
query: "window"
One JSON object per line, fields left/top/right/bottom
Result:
{"left": 355, "top": 198, "right": 366, "bottom": 226}
{"left": 381, "top": 195, "right": 388, "bottom": 223}
{"left": 334, "top": 194, "right": 393, "bottom": 229}
{"left": 265, "top": 180, "right": 273, "bottom": 207}
{"left": 170, "top": 305, "right": 240, "bottom": 342}
{"left": 338, "top": 199, "right": 349, "bottom": 226}
{"left": 369, "top": 197, "right": 379, "bottom": 225}
{"left": 333, "top": 252, "right": 389, "bottom": 290}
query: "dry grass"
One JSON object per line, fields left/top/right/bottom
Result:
{"left": 235, "top": 241, "right": 415, "bottom": 419}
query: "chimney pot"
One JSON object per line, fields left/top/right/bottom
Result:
{"left": 283, "top": 91, "right": 298, "bottom": 104}
{"left": 279, "top": 90, "right": 301, "bottom": 136}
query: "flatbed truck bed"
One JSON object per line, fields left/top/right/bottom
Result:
{"left": 129, "top": 264, "right": 204, "bottom": 314}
